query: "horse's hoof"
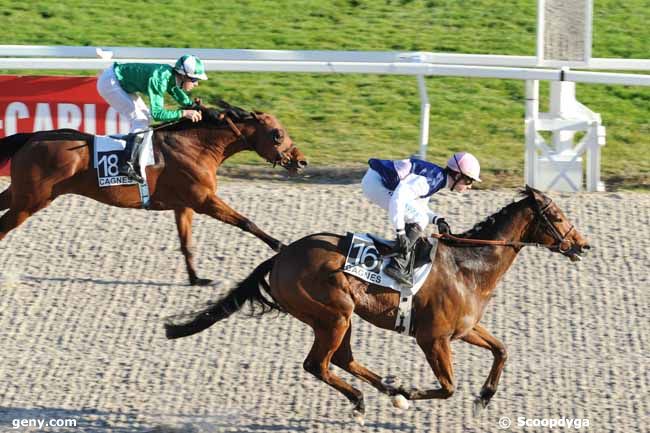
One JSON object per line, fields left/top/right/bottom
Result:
{"left": 391, "top": 394, "right": 410, "bottom": 410}
{"left": 472, "top": 397, "right": 488, "bottom": 417}
{"left": 272, "top": 242, "right": 286, "bottom": 252}
{"left": 190, "top": 277, "right": 214, "bottom": 286}
{"left": 352, "top": 409, "right": 365, "bottom": 426}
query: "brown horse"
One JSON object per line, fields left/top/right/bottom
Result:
{"left": 0, "top": 102, "right": 307, "bottom": 285}
{"left": 165, "top": 186, "right": 591, "bottom": 423}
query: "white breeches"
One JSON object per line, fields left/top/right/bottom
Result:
{"left": 361, "top": 168, "right": 432, "bottom": 231}
{"left": 97, "top": 66, "right": 151, "bottom": 133}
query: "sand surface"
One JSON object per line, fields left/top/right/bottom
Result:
{"left": 0, "top": 177, "right": 647, "bottom": 433}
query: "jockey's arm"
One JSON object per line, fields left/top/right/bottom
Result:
{"left": 148, "top": 90, "right": 183, "bottom": 122}
{"left": 169, "top": 86, "right": 194, "bottom": 108}
{"left": 427, "top": 209, "right": 443, "bottom": 225}
{"left": 389, "top": 174, "right": 430, "bottom": 231}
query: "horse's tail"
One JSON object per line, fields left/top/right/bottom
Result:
{"left": 164, "top": 256, "right": 281, "bottom": 339}
{"left": 0, "top": 133, "right": 33, "bottom": 168}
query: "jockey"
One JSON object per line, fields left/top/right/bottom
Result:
{"left": 97, "top": 54, "right": 208, "bottom": 182}
{"left": 362, "top": 152, "right": 481, "bottom": 286}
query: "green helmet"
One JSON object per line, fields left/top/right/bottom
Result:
{"left": 174, "top": 54, "right": 208, "bottom": 80}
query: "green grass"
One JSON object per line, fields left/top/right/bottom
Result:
{"left": 1, "top": 0, "right": 648, "bottom": 189}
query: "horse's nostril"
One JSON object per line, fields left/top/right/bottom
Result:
{"left": 582, "top": 245, "right": 591, "bottom": 251}
{"left": 298, "top": 160, "right": 308, "bottom": 168}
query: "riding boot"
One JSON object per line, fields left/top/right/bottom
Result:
{"left": 405, "top": 223, "right": 423, "bottom": 245}
{"left": 385, "top": 224, "right": 422, "bottom": 286}
{"left": 120, "top": 134, "right": 145, "bottom": 184}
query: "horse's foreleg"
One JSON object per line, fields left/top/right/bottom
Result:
{"left": 174, "top": 207, "right": 212, "bottom": 286}
{"left": 400, "top": 336, "right": 455, "bottom": 401}
{"left": 461, "top": 323, "right": 508, "bottom": 414}
{"left": 198, "top": 195, "right": 284, "bottom": 252}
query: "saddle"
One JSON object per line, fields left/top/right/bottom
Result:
{"left": 342, "top": 232, "right": 438, "bottom": 336}
{"left": 342, "top": 232, "right": 436, "bottom": 288}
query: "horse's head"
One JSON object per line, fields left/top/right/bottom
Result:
{"left": 525, "top": 185, "right": 591, "bottom": 262}
{"left": 193, "top": 100, "right": 308, "bottom": 176}
{"left": 246, "top": 111, "right": 308, "bottom": 177}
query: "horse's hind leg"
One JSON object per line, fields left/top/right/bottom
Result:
{"left": 0, "top": 195, "right": 51, "bottom": 241}
{"left": 0, "top": 188, "right": 11, "bottom": 212}
{"left": 0, "top": 207, "right": 39, "bottom": 241}
{"left": 303, "top": 318, "right": 366, "bottom": 424}
{"left": 331, "top": 325, "right": 410, "bottom": 406}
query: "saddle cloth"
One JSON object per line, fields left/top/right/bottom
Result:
{"left": 93, "top": 131, "right": 154, "bottom": 187}
{"left": 343, "top": 232, "right": 434, "bottom": 296}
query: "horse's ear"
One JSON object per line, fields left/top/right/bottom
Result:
{"left": 525, "top": 185, "right": 548, "bottom": 205}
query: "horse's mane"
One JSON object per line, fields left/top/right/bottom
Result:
{"left": 155, "top": 100, "right": 257, "bottom": 133}
{"left": 456, "top": 187, "right": 539, "bottom": 239}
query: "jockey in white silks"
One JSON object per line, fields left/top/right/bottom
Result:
{"left": 362, "top": 152, "right": 481, "bottom": 286}
{"left": 97, "top": 54, "right": 208, "bottom": 183}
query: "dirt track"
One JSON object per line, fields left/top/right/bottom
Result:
{"left": 0, "top": 177, "right": 647, "bottom": 433}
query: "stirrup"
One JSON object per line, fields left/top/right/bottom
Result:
{"left": 127, "top": 168, "right": 144, "bottom": 184}
{"left": 121, "top": 162, "right": 144, "bottom": 184}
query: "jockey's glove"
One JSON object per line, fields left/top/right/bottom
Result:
{"left": 436, "top": 218, "right": 451, "bottom": 235}
{"left": 396, "top": 229, "right": 409, "bottom": 254}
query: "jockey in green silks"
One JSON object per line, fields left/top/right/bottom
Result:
{"left": 97, "top": 54, "right": 208, "bottom": 183}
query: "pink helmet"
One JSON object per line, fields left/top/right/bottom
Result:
{"left": 447, "top": 152, "right": 481, "bottom": 182}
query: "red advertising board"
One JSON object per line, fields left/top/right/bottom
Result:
{"left": 0, "top": 75, "right": 130, "bottom": 175}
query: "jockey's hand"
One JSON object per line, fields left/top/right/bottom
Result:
{"left": 396, "top": 230, "right": 409, "bottom": 254}
{"left": 436, "top": 218, "right": 451, "bottom": 235}
{"left": 183, "top": 109, "right": 202, "bottom": 122}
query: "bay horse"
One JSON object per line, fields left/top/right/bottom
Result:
{"left": 0, "top": 102, "right": 307, "bottom": 285}
{"left": 165, "top": 186, "right": 591, "bottom": 423}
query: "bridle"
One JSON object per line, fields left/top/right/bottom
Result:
{"left": 221, "top": 113, "right": 295, "bottom": 168}
{"left": 530, "top": 197, "right": 576, "bottom": 254}
{"left": 433, "top": 196, "right": 575, "bottom": 254}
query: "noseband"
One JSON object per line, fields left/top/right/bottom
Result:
{"left": 222, "top": 114, "right": 294, "bottom": 168}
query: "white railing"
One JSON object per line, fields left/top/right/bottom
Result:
{"left": 1, "top": 45, "right": 649, "bottom": 81}
{"left": 2, "top": 45, "right": 649, "bottom": 191}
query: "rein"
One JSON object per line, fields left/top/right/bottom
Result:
{"left": 432, "top": 196, "right": 575, "bottom": 253}
{"left": 431, "top": 233, "right": 546, "bottom": 249}
{"left": 222, "top": 115, "right": 253, "bottom": 151}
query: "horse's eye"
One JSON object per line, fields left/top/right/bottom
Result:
{"left": 272, "top": 128, "right": 284, "bottom": 145}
